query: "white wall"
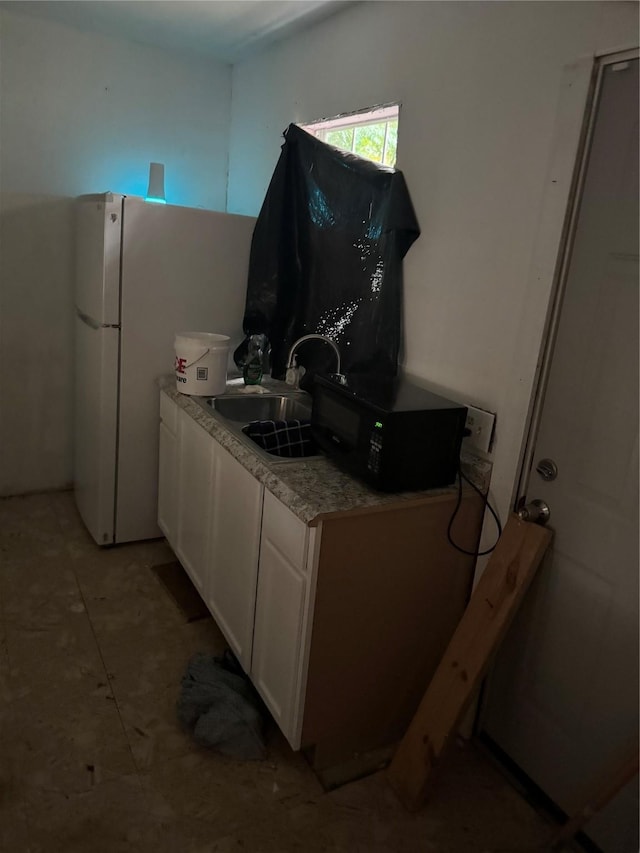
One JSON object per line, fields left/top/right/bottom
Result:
{"left": 0, "top": 9, "right": 232, "bottom": 495}
{"left": 227, "top": 0, "right": 638, "bottom": 523}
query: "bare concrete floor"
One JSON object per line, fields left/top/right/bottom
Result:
{"left": 0, "top": 491, "right": 561, "bottom": 852}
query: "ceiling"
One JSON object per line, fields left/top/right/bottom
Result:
{"left": 2, "top": 1, "right": 355, "bottom": 63}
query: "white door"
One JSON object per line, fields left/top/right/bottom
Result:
{"left": 175, "top": 411, "right": 214, "bottom": 596}
{"left": 73, "top": 194, "right": 122, "bottom": 545}
{"left": 115, "top": 199, "right": 255, "bottom": 544}
{"left": 207, "top": 444, "right": 263, "bottom": 672}
{"left": 251, "top": 491, "right": 312, "bottom": 747}
{"left": 73, "top": 317, "right": 120, "bottom": 546}
{"left": 481, "top": 56, "right": 639, "bottom": 851}
{"left": 75, "top": 193, "right": 122, "bottom": 325}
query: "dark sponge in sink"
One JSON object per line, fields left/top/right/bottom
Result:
{"left": 243, "top": 419, "right": 318, "bottom": 458}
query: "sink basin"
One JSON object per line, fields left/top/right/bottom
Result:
{"left": 211, "top": 394, "right": 311, "bottom": 423}
{"left": 194, "top": 391, "right": 322, "bottom": 465}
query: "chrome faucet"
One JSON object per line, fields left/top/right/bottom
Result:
{"left": 286, "top": 334, "right": 342, "bottom": 386}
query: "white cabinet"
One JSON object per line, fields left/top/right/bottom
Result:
{"left": 175, "top": 409, "right": 214, "bottom": 597}
{"left": 251, "top": 491, "right": 317, "bottom": 745}
{"left": 207, "top": 443, "right": 264, "bottom": 672}
{"left": 157, "top": 394, "right": 178, "bottom": 541}
{"left": 158, "top": 391, "right": 316, "bottom": 747}
{"left": 158, "top": 393, "right": 265, "bottom": 671}
{"left": 158, "top": 390, "right": 484, "bottom": 767}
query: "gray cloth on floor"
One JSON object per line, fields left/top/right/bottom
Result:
{"left": 177, "top": 652, "right": 266, "bottom": 760}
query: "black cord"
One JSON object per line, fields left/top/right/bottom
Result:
{"left": 447, "top": 458, "right": 502, "bottom": 557}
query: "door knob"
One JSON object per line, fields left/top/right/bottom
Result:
{"left": 517, "top": 499, "right": 551, "bottom": 525}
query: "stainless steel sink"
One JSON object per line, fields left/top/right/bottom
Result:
{"left": 211, "top": 394, "right": 311, "bottom": 423}
{"left": 193, "top": 391, "right": 321, "bottom": 464}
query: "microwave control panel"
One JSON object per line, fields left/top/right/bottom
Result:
{"left": 367, "top": 422, "right": 384, "bottom": 475}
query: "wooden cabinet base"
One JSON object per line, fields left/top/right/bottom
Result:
{"left": 160, "top": 389, "right": 492, "bottom": 769}
{"left": 301, "top": 491, "right": 484, "bottom": 771}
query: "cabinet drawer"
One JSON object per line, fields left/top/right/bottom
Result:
{"left": 262, "top": 490, "right": 309, "bottom": 572}
{"left": 160, "top": 391, "right": 178, "bottom": 435}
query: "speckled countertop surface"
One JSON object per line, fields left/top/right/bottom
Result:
{"left": 159, "top": 375, "right": 491, "bottom": 526}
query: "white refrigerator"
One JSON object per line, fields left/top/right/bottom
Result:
{"left": 74, "top": 193, "right": 255, "bottom": 546}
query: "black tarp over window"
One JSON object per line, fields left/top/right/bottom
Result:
{"left": 239, "top": 123, "right": 420, "bottom": 380}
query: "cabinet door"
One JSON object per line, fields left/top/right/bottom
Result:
{"left": 175, "top": 410, "right": 214, "bottom": 596}
{"left": 207, "top": 444, "right": 263, "bottom": 672}
{"left": 251, "top": 492, "right": 315, "bottom": 746}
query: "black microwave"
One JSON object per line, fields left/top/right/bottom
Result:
{"left": 311, "top": 374, "right": 467, "bottom": 492}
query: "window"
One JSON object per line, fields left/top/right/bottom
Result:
{"left": 299, "top": 104, "right": 399, "bottom": 168}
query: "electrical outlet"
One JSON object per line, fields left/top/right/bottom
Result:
{"left": 463, "top": 405, "right": 496, "bottom": 454}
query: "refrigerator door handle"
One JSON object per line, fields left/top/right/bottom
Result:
{"left": 76, "top": 308, "right": 120, "bottom": 330}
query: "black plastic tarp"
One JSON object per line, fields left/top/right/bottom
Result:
{"left": 238, "top": 123, "right": 420, "bottom": 381}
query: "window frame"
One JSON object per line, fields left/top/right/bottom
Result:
{"left": 299, "top": 103, "right": 400, "bottom": 167}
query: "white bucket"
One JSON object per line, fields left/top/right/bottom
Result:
{"left": 174, "top": 332, "right": 230, "bottom": 396}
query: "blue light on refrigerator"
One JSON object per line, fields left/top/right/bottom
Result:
{"left": 145, "top": 162, "right": 166, "bottom": 204}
